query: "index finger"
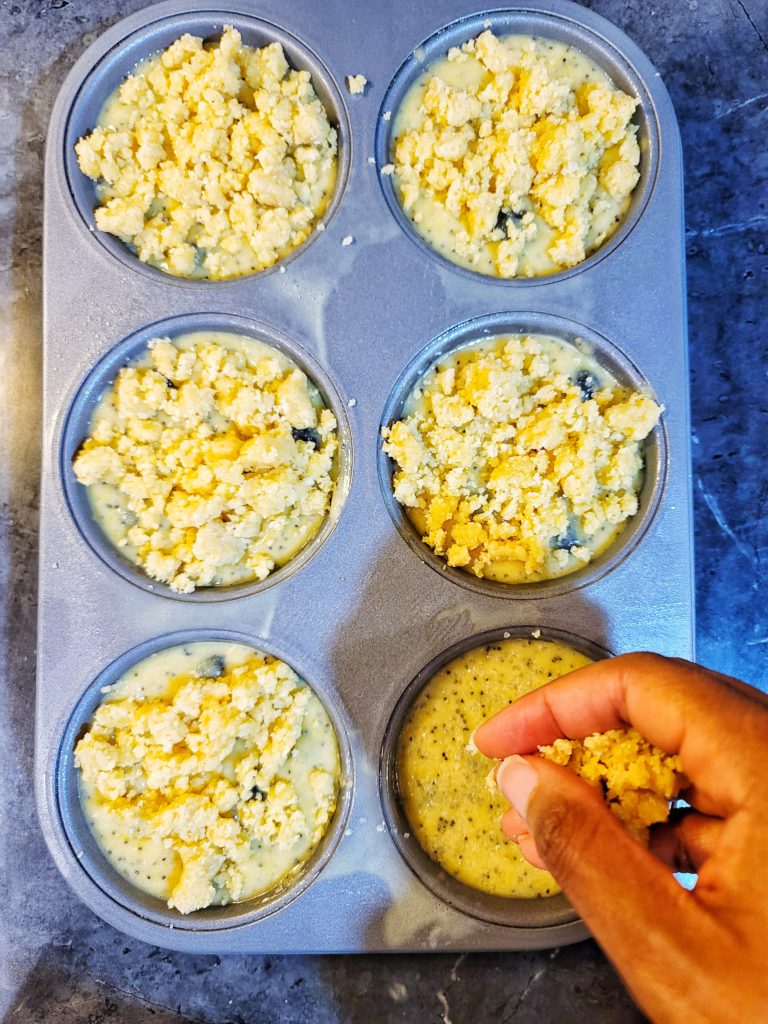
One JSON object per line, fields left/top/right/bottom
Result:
{"left": 473, "top": 652, "right": 767, "bottom": 812}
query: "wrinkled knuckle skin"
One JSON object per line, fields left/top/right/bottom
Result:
{"left": 530, "top": 793, "right": 581, "bottom": 878}
{"left": 623, "top": 650, "right": 668, "bottom": 674}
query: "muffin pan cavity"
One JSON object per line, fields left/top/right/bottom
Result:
{"left": 378, "top": 311, "right": 667, "bottom": 600}
{"left": 62, "top": 11, "right": 351, "bottom": 285}
{"left": 60, "top": 312, "right": 352, "bottom": 602}
{"left": 375, "top": 8, "right": 660, "bottom": 285}
{"left": 379, "top": 626, "right": 611, "bottom": 927}
{"left": 56, "top": 629, "right": 354, "bottom": 930}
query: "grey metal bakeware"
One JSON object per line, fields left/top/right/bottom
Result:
{"left": 38, "top": 0, "right": 693, "bottom": 954}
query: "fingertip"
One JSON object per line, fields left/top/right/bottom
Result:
{"left": 473, "top": 704, "right": 537, "bottom": 759}
{"left": 501, "top": 812, "right": 547, "bottom": 869}
{"left": 518, "top": 832, "right": 547, "bottom": 870}
{"left": 497, "top": 754, "right": 539, "bottom": 816}
{"left": 500, "top": 807, "right": 528, "bottom": 840}
{"left": 472, "top": 716, "right": 502, "bottom": 758}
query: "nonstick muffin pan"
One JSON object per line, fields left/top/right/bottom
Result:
{"left": 38, "top": 0, "right": 693, "bottom": 953}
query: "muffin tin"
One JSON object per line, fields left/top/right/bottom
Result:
{"left": 38, "top": 0, "right": 693, "bottom": 953}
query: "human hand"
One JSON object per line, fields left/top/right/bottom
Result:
{"left": 473, "top": 653, "right": 768, "bottom": 1024}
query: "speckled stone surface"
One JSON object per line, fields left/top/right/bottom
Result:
{"left": 0, "top": 0, "right": 765, "bottom": 1020}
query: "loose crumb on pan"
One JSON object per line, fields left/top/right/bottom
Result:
{"left": 538, "top": 728, "right": 685, "bottom": 842}
{"left": 341, "top": 235, "right": 354, "bottom": 246}
{"left": 346, "top": 74, "right": 368, "bottom": 95}
{"left": 75, "top": 27, "right": 337, "bottom": 280}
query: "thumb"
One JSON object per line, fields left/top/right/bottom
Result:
{"left": 496, "top": 755, "right": 704, "bottom": 953}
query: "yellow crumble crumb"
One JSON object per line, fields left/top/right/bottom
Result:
{"left": 539, "top": 728, "right": 684, "bottom": 841}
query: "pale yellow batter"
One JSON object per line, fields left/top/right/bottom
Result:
{"left": 75, "top": 27, "right": 337, "bottom": 279}
{"left": 73, "top": 331, "right": 338, "bottom": 593}
{"left": 382, "top": 333, "right": 661, "bottom": 583}
{"left": 397, "top": 636, "right": 592, "bottom": 897}
{"left": 75, "top": 641, "right": 340, "bottom": 914}
{"left": 392, "top": 31, "right": 641, "bottom": 277}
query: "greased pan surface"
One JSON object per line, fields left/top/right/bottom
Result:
{"left": 38, "top": 0, "right": 692, "bottom": 953}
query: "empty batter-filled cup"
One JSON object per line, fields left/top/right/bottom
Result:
{"left": 380, "top": 624, "right": 611, "bottom": 927}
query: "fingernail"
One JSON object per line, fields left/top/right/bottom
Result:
{"left": 503, "top": 825, "right": 520, "bottom": 846}
{"left": 496, "top": 755, "right": 538, "bottom": 816}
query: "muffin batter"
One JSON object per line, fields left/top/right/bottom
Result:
{"left": 75, "top": 641, "right": 340, "bottom": 914}
{"left": 382, "top": 333, "right": 661, "bottom": 583}
{"left": 391, "top": 31, "right": 641, "bottom": 277}
{"left": 75, "top": 27, "right": 337, "bottom": 279}
{"left": 73, "top": 331, "right": 338, "bottom": 593}
{"left": 397, "top": 636, "right": 592, "bottom": 897}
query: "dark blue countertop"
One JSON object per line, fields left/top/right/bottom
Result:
{"left": 0, "top": 0, "right": 765, "bottom": 1020}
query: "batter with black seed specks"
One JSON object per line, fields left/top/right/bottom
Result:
{"left": 397, "top": 636, "right": 592, "bottom": 897}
